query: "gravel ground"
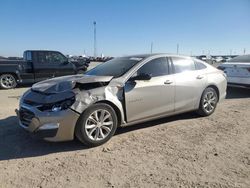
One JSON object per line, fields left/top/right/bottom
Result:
{"left": 0, "top": 72, "right": 249, "bottom": 187}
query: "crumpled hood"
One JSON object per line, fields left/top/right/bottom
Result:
{"left": 32, "top": 74, "right": 113, "bottom": 94}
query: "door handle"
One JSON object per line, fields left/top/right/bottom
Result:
{"left": 164, "top": 80, "right": 173, "bottom": 84}
{"left": 196, "top": 75, "right": 204, "bottom": 79}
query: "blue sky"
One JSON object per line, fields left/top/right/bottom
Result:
{"left": 0, "top": 0, "right": 250, "bottom": 57}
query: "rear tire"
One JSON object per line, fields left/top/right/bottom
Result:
{"left": 0, "top": 74, "right": 17, "bottom": 89}
{"left": 75, "top": 103, "right": 118, "bottom": 147}
{"left": 197, "top": 87, "right": 218, "bottom": 116}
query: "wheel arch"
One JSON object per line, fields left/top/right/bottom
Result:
{"left": 0, "top": 72, "right": 18, "bottom": 79}
{"left": 206, "top": 84, "right": 220, "bottom": 100}
{"left": 196, "top": 84, "right": 220, "bottom": 110}
{"left": 95, "top": 100, "right": 122, "bottom": 127}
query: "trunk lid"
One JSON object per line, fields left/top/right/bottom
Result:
{"left": 219, "top": 62, "right": 250, "bottom": 78}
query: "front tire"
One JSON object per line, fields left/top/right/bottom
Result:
{"left": 197, "top": 87, "right": 218, "bottom": 116}
{"left": 0, "top": 74, "right": 17, "bottom": 89}
{"left": 75, "top": 103, "right": 118, "bottom": 147}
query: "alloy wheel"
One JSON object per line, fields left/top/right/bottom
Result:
{"left": 0, "top": 74, "right": 16, "bottom": 89}
{"left": 85, "top": 109, "right": 113, "bottom": 141}
{"left": 203, "top": 91, "right": 217, "bottom": 113}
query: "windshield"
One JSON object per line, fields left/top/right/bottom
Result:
{"left": 85, "top": 57, "right": 143, "bottom": 77}
{"left": 228, "top": 55, "right": 250, "bottom": 63}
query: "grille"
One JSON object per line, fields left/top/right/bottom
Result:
{"left": 19, "top": 108, "right": 35, "bottom": 127}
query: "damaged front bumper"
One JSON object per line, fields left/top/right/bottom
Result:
{"left": 16, "top": 74, "right": 126, "bottom": 142}
{"left": 16, "top": 103, "right": 80, "bottom": 142}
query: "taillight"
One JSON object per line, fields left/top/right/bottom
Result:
{"left": 217, "top": 66, "right": 225, "bottom": 71}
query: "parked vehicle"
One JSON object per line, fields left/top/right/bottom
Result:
{"left": 16, "top": 54, "right": 227, "bottom": 146}
{"left": 225, "top": 57, "right": 232, "bottom": 62}
{"left": 0, "top": 50, "right": 88, "bottom": 89}
{"left": 197, "top": 55, "right": 207, "bottom": 61}
{"left": 214, "top": 56, "right": 224, "bottom": 63}
{"left": 0, "top": 56, "right": 7, "bottom": 60}
{"left": 197, "top": 55, "right": 215, "bottom": 64}
{"left": 218, "top": 54, "right": 250, "bottom": 88}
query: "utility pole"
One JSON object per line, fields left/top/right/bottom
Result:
{"left": 150, "top": 42, "right": 153, "bottom": 54}
{"left": 177, "top": 43, "right": 179, "bottom": 54}
{"left": 243, "top": 48, "right": 246, "bottom": 55}
{"left": 93, "top": 21, "right": 97, "bottom": 57}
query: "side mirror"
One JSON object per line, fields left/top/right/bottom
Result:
{"left": 132, "top": 73, "right": 152, "bottom": 81}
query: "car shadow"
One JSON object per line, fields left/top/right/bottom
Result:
{"left": 0, "top": 84, "right": 31, "bottom": 90}
{"left": 116, "top": 112, "right": 199, "bottom": 135}
{"left": 0, "top": 112, "right": 200, "bottom": 161}
{"left": 0, "top": 116, "right": 87, "bottom": 161}
{"left": 226, "top": 87, "right": 250, "bottom": 99}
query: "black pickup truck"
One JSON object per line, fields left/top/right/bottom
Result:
{"left": 0, "top": 50, "right": 89, "bottom": 89}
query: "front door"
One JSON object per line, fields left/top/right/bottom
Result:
{"left": 49, "top": 52, "right": 75, "bottom": 77}
{"left": 125, "top": 57, "right": 175, "bottom": 123}
{"left": 33, "top": 51, "right": 57, "bottom": 82}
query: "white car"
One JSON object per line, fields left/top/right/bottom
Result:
{"left": 215, "top": 56, "right": 224, "bottom": 63}
{"left": 218, "top": 55, "right": 250, "bottom": 88}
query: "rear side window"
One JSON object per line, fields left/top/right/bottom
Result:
{"left": 136, "top": 57, "right": 169, "bottom": 77}
{"left": 194, "top": 59, "right": 207, "bottom": 70}
{"left": 37, "top": 52, "right": 47, "bottom": 63}
{"left": 172, "top": 57, "right": 195, "bottom": 73}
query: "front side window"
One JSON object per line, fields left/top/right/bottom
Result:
{"left": 37, "top": 52, "right": 67, "bottom": 64}
{"left": 49, "top": 52, "right": 67, "bottom": 64}
{"left": 172, "top": 57, "right": 195, "bottom": 73}
{"left": 133, "top": 57, "right": 169, "bottom": 78}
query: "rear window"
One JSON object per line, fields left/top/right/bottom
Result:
{"left": 23, "top": 51, "right": 32, "bottom": 61}
{"left": 228, "top": 55, "right": 250, "bottom": 63}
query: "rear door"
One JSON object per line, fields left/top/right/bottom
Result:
{"left": 171, "top": 57, "right": 207, "bottom": 112}
{"left": 125, "top": 57, "right": 175, "bottom": 122}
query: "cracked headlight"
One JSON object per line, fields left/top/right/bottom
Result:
{"left": 37, "top": 96, "right": 75, "bottom": 112}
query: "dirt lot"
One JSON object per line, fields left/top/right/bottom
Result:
{"left": 0, "top": 86, "right": 249, "bottom": 188}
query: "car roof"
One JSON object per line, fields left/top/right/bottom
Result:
{"left": 121, "top": 53, "right": 192, "bottom": 60}
{"left": 24, "top": 50, "right": 62, "bottom": 53}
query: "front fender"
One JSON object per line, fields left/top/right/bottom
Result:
{"left": 70, "top": 86, "right": 126, "bottom": 125}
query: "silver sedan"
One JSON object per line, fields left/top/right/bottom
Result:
{"left": 17, "top": 54, "right": 227, "bottom": 146}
